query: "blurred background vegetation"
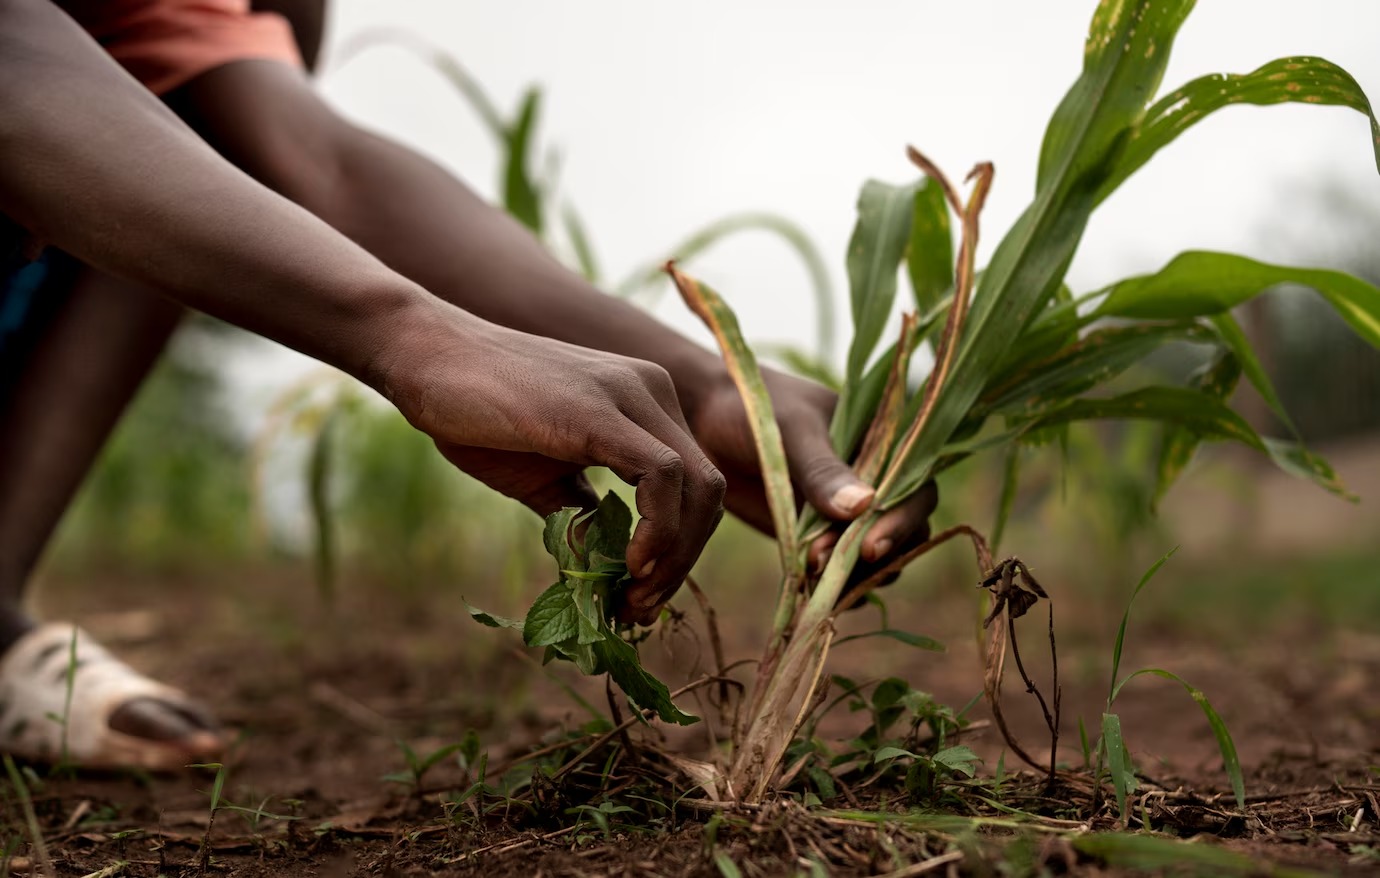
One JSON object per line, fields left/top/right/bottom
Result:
{"left": 39, "top": 43, "right": 1380, "bottom": 655}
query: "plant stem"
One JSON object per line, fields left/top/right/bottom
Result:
{"left": 730, "top": 514, "right": 871, "bottom": 800}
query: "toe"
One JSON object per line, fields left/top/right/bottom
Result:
{"left": 108, "top": 697, "right": 224, "bottom": 758}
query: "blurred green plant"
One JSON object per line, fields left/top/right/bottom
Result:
{"left": 251, "top": 376, "right": 541, "bottom": 602}
{"left": 331, "top": 32, "right": 838, "bottom": 366}
{"left": 53, "top": 318, "right": 254, "bottom": 569}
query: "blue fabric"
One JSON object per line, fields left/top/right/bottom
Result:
{"left": 0, "top": 251, "right": 50, "bottom": 359}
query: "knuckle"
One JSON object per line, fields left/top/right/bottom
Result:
{"left": 637, "top": 362, "right": 676, "bottom": 397}
{"left": 650, "top": 447, "right": 684, "bottom": 485}
{"left": 701, "top": 465, "right": 728, "bottom": 506}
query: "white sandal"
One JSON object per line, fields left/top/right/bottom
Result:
{"left": 0, "top": 623, "right": 224, "bottom": 770}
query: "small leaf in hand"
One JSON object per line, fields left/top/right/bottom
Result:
{"left": 592, "top": 619, "right": 697, "bottom": 725}
{"left": 542, "top": 508, "right": 585, "bottom": 573}
{"left": 585, "top": 491, "right": 633, "bottom": 567}
{"left": 522, "top": 582, "right": 581, "bottom": 648}
{"left": 465, "top": 600, "right": 523, "bottom": 630}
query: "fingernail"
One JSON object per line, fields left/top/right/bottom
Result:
{"left": 831, "top": 483, "right": 874, "bottom": 516}
{"left": 638, "top": 558, "right": 657, "bottom": 578}
{"left": 871, "top": 538, "right": 893, "bottom": 562}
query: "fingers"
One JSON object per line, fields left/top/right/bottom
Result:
{"left": 780, "top": 412, "right": 875, "bottom": 521}
{"left": 809, "top": 479, "right": 940, "bottom": 576}
{"left": 861, "top": 479, "right": 939, "bottom": 563}
{"left": 586, "top": 411, "right": 726, "bottom": 625}
{"left": 525, "top": 471, "right": 601, "bottom": 519}
{"left": 434, "top": 443, "right": 599, "bottom": 517}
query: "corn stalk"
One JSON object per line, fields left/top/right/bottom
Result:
{"left": 669, "top": 0, "right": 1380, "bottom": 803}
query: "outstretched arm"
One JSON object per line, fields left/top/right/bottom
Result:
{"left": 170, "top": 57, "right": 939, "bottom": 573}
{"left": 0, "top": 0, "right": 726, "bottom": 618}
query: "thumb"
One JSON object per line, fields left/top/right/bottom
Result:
{"left": 783, "top": 422, "right": 875, "bottom": 520}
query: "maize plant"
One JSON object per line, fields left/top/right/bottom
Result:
{"left": 475, "top": 0, "right": 1380, "bottom": 803}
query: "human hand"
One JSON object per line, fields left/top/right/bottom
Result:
{"left": 687, "top": 366, "right": 939, "bottom": 584}
{"left": 376, "top": 304, "right": 726, "bottom": 624}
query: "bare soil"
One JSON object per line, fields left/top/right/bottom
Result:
{"left": 10, "top": 559, "right": 1380, "bottom": 877}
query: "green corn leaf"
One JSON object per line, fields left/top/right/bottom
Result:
{"left": 756, "top": 343, "right": 841, "bottom": 390}
{"left": 1038, "top": 1, "right": 1193, "bottom": 193}
{"left": 1101, "top": 712, "right": 1135, "bottom": 821}
{"left": 830, "top": 302, "right": 945, "bottom": 458}
{"left": 562, "top": 204, "right": 602, "bottom": 283}
{"left": 1099, "top": 55, "right": 1380, "bottom": 202}
{"left": 1095, "top": 251, "right": 1380, "bottom": 348}
{"left": 614, "top": 213, "right": 835, "bottom": 362}
{"left": 429, "top": 50, "right": 507, "bottom": 139}
{"left": 592, "top": 618, "right": 697, "bottom": 725}
{"left": 906, "top": 178, "right": 954, "bottom": 315}
{"left": 883, "top": 0, "right": 1197, "bottom": 507}
{"left": 992, "top": 294, "right": 1087, "bottom": 383}
{"left": 1019, "top": 386, "right": 1348, "bottom": 496}
{"left": 991, "top": 443, "right": 1021, "bottom": 555}
{"left": 522, "top": 582, "right": 581, "bottom": 648}
{"left": 982, "top": 321, "right": 1215, "bottom": 415}
{"left": 503, "top": 87, "right": 544, "bottom": 235}
{"left": 1153, "top": 348, "right": 1241, "bottom": 507}
{"left": 1024, "top": 386, "right": 1257, "bottom": 443}
{"left": 1206, "top": 312, "right": 1296, "bottom": 435}
{"left": 668, "top": 265, "right": 800, "bottom": 574}
{"left": 845, "top": 180, "right": 917, "bottom": 387}
{"left": 1111, "top": 668, "right": 1245, "bottom": 809}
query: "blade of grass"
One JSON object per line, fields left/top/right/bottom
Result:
{"left": 2, "top": 756, "right": 52, "bottom": 878}
{"left": 1100, "top": 713, "right": 1132, "bottom": 823}
{"left": 1111, "top": 668, "right": 1246, "bottom": 810}
{"left": 1106, "top": 547, "right": 1179, "bottom": 707}
{"left": 666, "top": 263, "right": 800, "bottom": 577}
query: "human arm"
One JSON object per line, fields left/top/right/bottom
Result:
{"left": 167, "top": 58, "right": 938, "bottom": 588}
{"left": 0, "top": 0, "right": 726, "bottom": 613}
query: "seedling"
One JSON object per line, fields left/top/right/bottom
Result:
{"left": 475, "top": 0, "right": 1380, "bottom": 806}
{"left": 383, "top": 739, "right": 464, "bottom": 792}
{"left": 1097, "top": 549, "right": 1246, "bottom": 823}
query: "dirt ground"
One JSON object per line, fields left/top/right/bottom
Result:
{"left": 8, "top": 554, "right": 1380, "bottom": 877}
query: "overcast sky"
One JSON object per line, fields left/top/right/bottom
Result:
{"left": 236, "top": 1, "right": 1380, "bottom": 398}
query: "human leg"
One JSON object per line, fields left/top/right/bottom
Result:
{"left": 0, "top": 260, "right": 221, "bottom": 758}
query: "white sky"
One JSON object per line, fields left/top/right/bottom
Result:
{"left": 236, "top": 1, "right": 1380, "bottom": 399}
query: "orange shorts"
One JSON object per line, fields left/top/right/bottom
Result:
{"left": 70, "top": 0, "right": 304, "bottom": 96}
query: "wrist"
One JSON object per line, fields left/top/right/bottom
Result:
{"left": 356, "top": 286, "right": 476, "bottom": 414}
{"left": 663, "top": 344, "right": 732, "bottom": 427}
